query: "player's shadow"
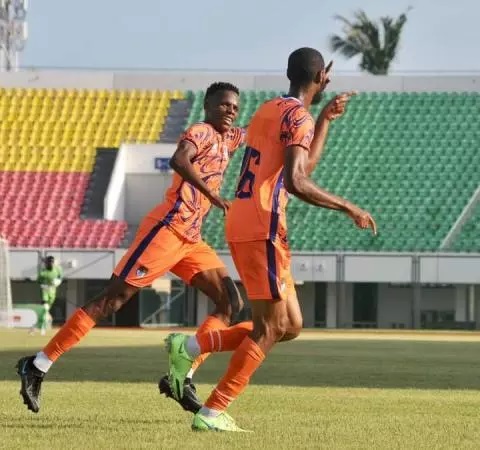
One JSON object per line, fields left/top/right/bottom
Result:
{"left": 2, "top": 338, "right": 480, "bottom": 390}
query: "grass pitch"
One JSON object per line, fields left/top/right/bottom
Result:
{"left": 1, "top": 328, "right": 480, "bottom": 449}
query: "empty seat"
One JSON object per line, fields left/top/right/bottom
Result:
{"left": 199, "top": 91, "right": 480, "bottom": 252}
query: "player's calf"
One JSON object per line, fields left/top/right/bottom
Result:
{"left": 16, "top": 277, "right": 138, "bottom": 413}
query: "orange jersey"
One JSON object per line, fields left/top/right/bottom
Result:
{"left": 226, "top": 97, "right": 314, "bottom": 242}
{"left": 149, "top": 123, "right": 245, "bottom": 242}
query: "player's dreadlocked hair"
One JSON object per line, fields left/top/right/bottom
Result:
{"left": 287, "top": 47, "right": 325, "bottom": 86}
{"left": 204, "top": 82, "right": 240, "bottom": 106}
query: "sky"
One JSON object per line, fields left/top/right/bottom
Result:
{"left": 19, "top": 0, "right": 480, "bottom": 73}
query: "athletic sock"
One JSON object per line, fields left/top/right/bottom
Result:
{"left": 204, "top": 336, "right": 265, "bottom": 411}
{"left": 33, "top": 308, "right": 95, "bottom": 372}
{"left": 188, "top": 315, "right": 228, "bottom": 375}
{"left": 187, "top": 321, "right": 253, "bottom": 358}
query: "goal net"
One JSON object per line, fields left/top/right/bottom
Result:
{"left": 0, "top": 237, "right": 13, "bottom": 328}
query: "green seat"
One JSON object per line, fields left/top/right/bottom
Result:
{"left": 181, "top": 90, "right": 480, "bottom": 252}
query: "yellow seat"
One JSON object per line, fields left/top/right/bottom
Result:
{"left": 1, "top": 161, "right": 12, "bottom": 170}
{"left": 97, "top": 89, "right": 109, "bottom": 99}
{"left": 148, "top": 131, "right": 159, "bottom": 141}
{"left": 0, "top": 88, "right": 172, "bottom": 171}
{"left": 76, "top": 89, "right": 87, "bottom": 99}
{"left": 170, "top": 90, "right": 184, "bottom": 100}
{"left": 13, "top": 88, "right": 25, "bottom": 98}
{"left": 34, "top": 88, "right": 46, "bottom": 98}
{"left": 50, "top": 161, "right": 63, "bottom": 170}
{"left": 24, "top": 161, "right": 38, "bottom": 171}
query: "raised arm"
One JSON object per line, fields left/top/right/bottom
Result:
{"left": 306, "top": 91, "right": 357, "bottom": 176}
{"left": 284, "top": 145, "right": 376, "bottom": 234}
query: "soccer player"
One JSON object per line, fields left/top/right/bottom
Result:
{"left": 30, "top": 256, "right": 63, "bottom": 336}
{"left": 164, "top": 48, "right": 377, "bottom": 431}
{"left": 16, "top": 82, "right": 254, "bottom": 414}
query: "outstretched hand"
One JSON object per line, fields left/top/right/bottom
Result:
{"left": 321, "top": 91, "right": 358, "bottom": 121}
{"left": 347, "top": 206, "right": 377, "bottom": 236}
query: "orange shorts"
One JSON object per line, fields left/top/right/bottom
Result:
{"left": 228, "top": 239, "right": 294, "bottom": 301}
{"left": 114, "top": 216, "right": 225, "bottom": 287}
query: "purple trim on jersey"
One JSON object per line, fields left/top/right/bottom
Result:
{"left": 161, "top": 197, "right": 183, "bottom": 226}
{"left": 266, "top": 240, "right": 280, "bottom": 299}
{"left": 269, "top": 170, "right": 284, "bottom": 241}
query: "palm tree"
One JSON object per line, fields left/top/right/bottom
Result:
{"left": 329, "top": 9, "right": 411, "bottom": 75}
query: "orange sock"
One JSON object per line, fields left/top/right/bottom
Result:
{"left": 204, "top": 336, "right": 265, "bottom": 411}
{"left": 190, "top": 315, "right": 228, "bottom": 374}
{"left": 42, "top": 308, "right": 96, "bottom": 362}
{"left": 196, "top": 321, "right": 253, "bottom": 353}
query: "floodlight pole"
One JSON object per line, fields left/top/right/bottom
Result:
{"left": 0, "top": 0, "right": 28, "bottom": 72}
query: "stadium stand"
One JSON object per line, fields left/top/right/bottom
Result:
{"left": 0, "top": 87, "right": 478, "bottom": 252}
{"left": 0, "top": 87, "right": 184, "bottom": 248}
{"left": 196, "top": 91, "right": 480, "bottom": 252}
{"left": 449, "top": 202, "right": 480, "bottom": 252}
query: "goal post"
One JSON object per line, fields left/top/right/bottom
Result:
{"left": 0, "top": 237, "right": 13, "bottom": 328}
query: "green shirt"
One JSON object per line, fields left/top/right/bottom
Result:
{"left": 38, "top": 266, "right": 63, "bottom": 287}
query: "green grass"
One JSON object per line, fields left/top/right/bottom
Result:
{"left": 2, "top": 328, "right": 480, "bottom": 449}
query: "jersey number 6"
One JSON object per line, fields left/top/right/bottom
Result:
{"left": 235, "top": 146, "right": 261, "bottom": 199}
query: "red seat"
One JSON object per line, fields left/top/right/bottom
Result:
{"left": 0, "top": 172, "right": 127, "bottom": 248}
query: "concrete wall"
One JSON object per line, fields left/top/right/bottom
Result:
{"left": 104, "top": 143, "right": 176, "bottom": 222}
{"left": 7, "top": 249, "right": 480, "bottom": 283}
{"left": 125, "top": 174, "right": 171, "bottom": 224}
{"left": 104, "top": 144, "right": 127, "bottom": 221}
{"left": 420, "top": 255, "right": 480, "bottom": 284}
{"left": 344, "top": 255, "right": 413, "bottom": 283}
{"left": 0, "top": 70, "right": 479, "bottom": 92}
{"left": 295, "top": 282, "right": 315, "bottom": 328}
{"left": 377, "top": 284, "right": 414, "bottom": 328}
{"left": 337, "top": 283, "right": 354, "bottom": 327}
{"left": 377, "top": 284, "right": 456, "bottom": 328}
{"left": 0, "top": 70, "right": 115, "bottom": 88}
{"left": 9, "top": 276, "right": 474, "bottom": 329}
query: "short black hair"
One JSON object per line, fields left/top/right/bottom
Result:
{"left": 287, "top": 47, "right": 325, "bottom": 86}
{"left": 204, "top": 82, "right": 240, "bottom": 104}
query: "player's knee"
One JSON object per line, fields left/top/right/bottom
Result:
{"left": 269, "top": 320, "right": 288, "bottom": 343}
{"left": 210, "top": 309, "right": 232, "bottom": 326}
{"left": 83, "top": 281, "right": 136, "bottom": 320}
{"left": 290, "top": 314, "right": 303, "bottom": 335}
{"left": 282, "top": 318, "right": 303, "bottom": 342}
{"left": 86, "top": 295, "right": 124, "bottom": 319}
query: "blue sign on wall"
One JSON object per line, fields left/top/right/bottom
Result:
{"left": 154, "top": 157, "right": 170, "bottom": 171}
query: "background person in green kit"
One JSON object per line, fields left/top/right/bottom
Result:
{"left": 31, "top": 256, "right": 63, "bottom": 335}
